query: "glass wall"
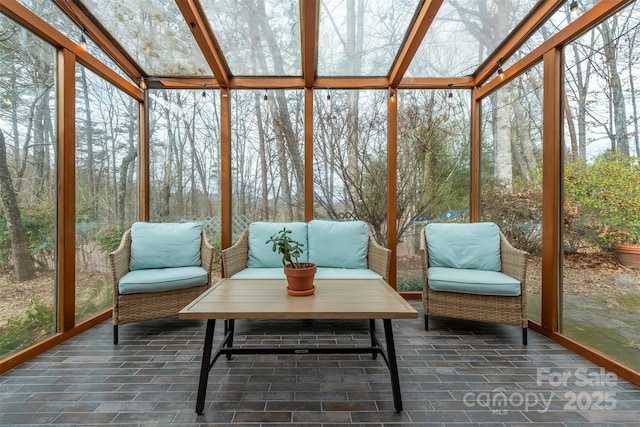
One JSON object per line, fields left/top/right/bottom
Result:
{"left": 562, "top": 3, "right": 640, "bottom": 371}
{"left": 148, "top": 89, "right": 222, "bottom": 276}
{"left": 313, "top": 90, "right": 387, "bottom": 243}
{"left": 230, "top": 89, "right": 304, "bottom": 234}
{"left": 395, "top": 89, "right": 471, "bottom": 291}
{"left": 0, "top": 16, "right": 57, "bottom": 358}
{"left": 480, "top": 63, "right": 544, "bottom": 322}
{"left": 75, "top": 66, "right": 138, "bottom": 322}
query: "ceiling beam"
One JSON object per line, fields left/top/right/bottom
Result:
{"left": 388, "top": 0, "right": 443, "bottom": 86}
{"left": 53, "top": 0, "right": 142, "bottom": 83}
{"left": 300, "top": 0, "right": 320, "bottom": 88}
{"left": 399, "top": 77, "right": 475, "bottom": 89}
{"left": 475, "top": 0, "right": 636, "bottom": 100}
{"left": 0, "top": 0, "right": 142, "bottom": 100}
{"left": 474, "top": 0, "right": 564, "bottom": 87}
{"left": 176, "top": 0, "right": 230, "bottom": 88}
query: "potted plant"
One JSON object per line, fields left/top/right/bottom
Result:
{"left": 266, "top": 227, "right": 317, "bottom": 295}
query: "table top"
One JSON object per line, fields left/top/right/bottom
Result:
{"left": 178, "top": 278, "right": 418, "bottom": 320}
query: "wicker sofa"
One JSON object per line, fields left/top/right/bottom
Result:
{"left": 222, "top": 220, "right": 391, "bottom": 281}
{"left": 420, "top": 222, "right": 529, "bottom": 344}
{"left": 109, "top": 222, "right": 213, "bottom": 344}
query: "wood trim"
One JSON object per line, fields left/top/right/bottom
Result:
{"left": 399, "top": 77, "right": 475, "bottom": 89}
{"left": 220, "top": 88, "right": 232, "bottom": 254}
{"left": 541, "top": 48, "right": 563, "bottom": 332}
{"left": 398, "top": 291, "right": 422, "bottom": 300}
{"left": 0, "top": 0, "right": 142, "bottom": 101}
{"left": 57, "top": 48, "right": 76, "bottom": 332}
{"left": 52, "top": 0, "right": 142, "bottom": 81}
{"left": 529, "top": 322, "right": 640, "bottom": 386}
{"left": 389, "top": 0, "right": 443, "bottom": 86}
{"left": 304, "top": 88, "right": 314, "bottom": 221}
{"left": 0, "top": 310, "right": 111, "bottom": 375}
{"left": 313, "top": 77, "right": 390, "bottom": 89}
{"left": 475, "top": 0, "right": 635, "bottom": 100}
{"left": 469, "top": 87, "right": 481, "bottom": 222}
{"left": 300, "top": 0, "right": 319, "bottom": 88}
{"left": 475, "top": 0, "right": 565, "bottom": 86}
{"left": 176, "top": 0, "right": 229, "bottom": 87}
{"left": 387, "top": 87, "right": 398, "bottom": 289}
{"left": 231, "top": 77, "right": 306, "bottom": 89}
{"left": 139, "top": 91, "right": 149, "bottom": 221}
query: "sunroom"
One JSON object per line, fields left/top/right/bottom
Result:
{"left": 0, "top": 0, "right": 638, "bottom": 423}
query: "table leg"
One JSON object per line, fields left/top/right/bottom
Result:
{"left": 225, "top": 319, "right": 235, "bottom": 360}
{"left": 369, "top": 319, "right": 378, "bottom": 359}
{"left": 196, "top": 319, "right": 216, "bottom": 415}
{"left": 383, "top": 319, "right": 402, "bottom": 412}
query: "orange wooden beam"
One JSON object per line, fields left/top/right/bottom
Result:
{"left": 176, "top": 0, "right": 230, "bottom": 87}
{"left": 541, "top": 47, "right": 563, "bottom": 332}
{"left": 57, "top": 48, "right": 76, "bottom": 332}
{"left": 301, "top": 0, "right": 319, "bottom": 88}
{"left": 53, "top": 0, "right": 143, "bottom": 83}
{"left": 0, "top": 0, "right": 142, "bottom": 100}
{"left": 389, "top": 0, "right": 443, "bottom": 86}
{"left": 475, "top": 0, "right": 564, "bottom": 86}
{"left": 387, "top": 87, "right": 398, "bottom": 288}
{"left": 475, "top": 0, "right": 636, "bottom": 100}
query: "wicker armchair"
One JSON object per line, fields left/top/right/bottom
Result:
{"left": 109, "top": 225, "right": 214, "bottom": 344}
{"left": 222, "top": 225, "right": 391, "bottom": 281}
{"left": 420, "top": 222, "right": 529, "bottom": 345}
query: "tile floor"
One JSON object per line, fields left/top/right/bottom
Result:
{"left": 0, "top": 301, "right": 638, "bottom": 426}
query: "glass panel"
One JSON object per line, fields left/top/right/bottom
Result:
{"left": 201, "top": 0, "right": 300, "bottom": 76}
{"left": 504, "top": 0, "right": 602, "bottom": 71}
{"left": 230, "top": 90, "right": 304, "bottom": 234}
{"left": 562, "top": 4, "right": 640, "bottom": 371}
{"left": 75, "top": 66, "right": 138, "bottom": 323}
{"left": 17, "top": 0, "right": 134, "bottom": 83}
{"left": 0, "top": 15, "right": 57, "bottom": 358}
{"left": 396, "top": 89, "right": 471, "bottom": 291}
{"left": 407, "top": 0, "right": 539, "bottom": 77}
{"left": 313, "top": 89, "right": 387, "bottom": 240}
{"left": 480, "top": 63, "right": 544, "bottom": 323}
{"left": 318, "top": 0, "right": 420, "bottom": 76}
{"left": 149, "top": 89, "right": 222, "bottom": 277}
{"left": 78, "top": 0, "right": 211, "bottom": 76}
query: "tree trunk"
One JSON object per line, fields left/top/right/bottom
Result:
{"left": 495, "top": 89, "right": 513, "bottom": 192}
{"left": 0, "top": 130, "right": 36, "bottom": 281}
{"left": 600, "top": 19, "right": 629, "bottom": 155}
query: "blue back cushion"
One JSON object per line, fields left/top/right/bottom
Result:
{"left": 130, "top": 222, "right": 202, "bottom": 270}
{"left": 248, "top": 222, "right": 308, "bottom": 268}
{"left": 426, "top": 222, "right": 501, "bottom": 271}
{"left": 307, "top": 220, "right": 369, "bottom": 269}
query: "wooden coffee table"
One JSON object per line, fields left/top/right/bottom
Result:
{"left": 179, "top": 278, "right": 418, "bottom": 414}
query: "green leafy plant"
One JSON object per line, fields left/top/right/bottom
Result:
{"left": 565, "top": 151, "right": 640, "bottom": 248}
{"left": 266, "top": 227, "right": 305, "bottom": 268}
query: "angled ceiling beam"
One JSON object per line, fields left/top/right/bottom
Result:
{"left": 474, "top": 0, "right": 564, "bottom": 87}
{"left": 300, "top": 0, "right": 320, "bottom": 88}
{"left": 176, "top": 0, "right": 229, "bottom": 88}
{"left": 53, "top": 0, "right": 142, "bottom": 83}
{"left": 389, "top": 0, "right": 443, "bottom": 87}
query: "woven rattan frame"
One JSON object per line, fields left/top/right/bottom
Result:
{"left": 419, "top": 226, "right": 529, "bottom": 336}
{"left": 221, "top": 224, "right": 391, "bottom": 281}
{"left": 109, "top": 228, "right": 214, "bottom": 343}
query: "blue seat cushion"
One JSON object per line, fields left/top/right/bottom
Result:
{"left": 426, "top": 222, "right": 501, "bottom": 271}
{"left": 118, "top": 266, "right": 208, "bottom": 295}
{"left": 230, "top": 267, "right": 381, "bottom": 280}
{"left": 307, "top": 220, "right": 369, "bottom": 269}
{"left": 130, "top": 222, "right": 202, "bottom": 270}
{"left": 427, "top": 267, "right": 521, "bottom": 296}
{"left": 248, "top": 222, "right": 309, "bottom": 268}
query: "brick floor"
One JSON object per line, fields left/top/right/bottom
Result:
{"left": 0, "top": 301, "right": 638, "bottom": 426}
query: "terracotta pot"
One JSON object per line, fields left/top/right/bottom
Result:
{"left": 612, "top": 244, "right": 640, "bottom": 269}
{"left": 284, "top": 262, "right": 317, "bottom": 294}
